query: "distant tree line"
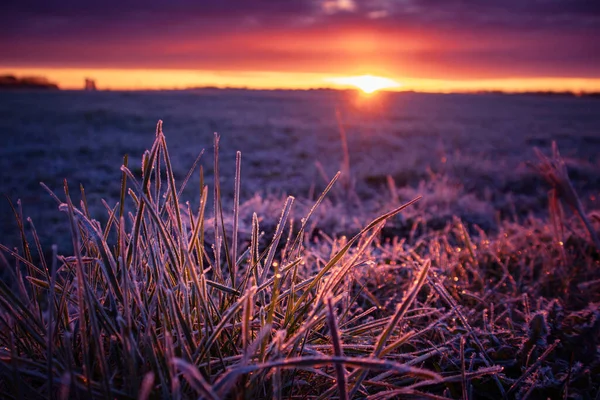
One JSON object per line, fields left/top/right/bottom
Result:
{"left": 0, "top": 74, "right": 59, "bottom": 90}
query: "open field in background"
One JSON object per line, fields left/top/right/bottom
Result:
{"left": 0, "top": 90, "right": 600, "bottom": 399}
{"left": 1, "top": 90, "right": 600, "bottom": 250}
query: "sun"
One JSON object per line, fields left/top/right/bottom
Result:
{"left": 326, "top": 74, "right": 401, "bottom": 93}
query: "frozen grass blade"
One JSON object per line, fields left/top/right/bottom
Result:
{"left": 460, "top": 336, "right": 468, "bottom": 400}
{"left": 232, "top": 151, "right": 242, "bottom": 284}
{"left": 213, "top": 133, "right": 223, "bottom": 280}
{"left": 177, "top": 149, "right": 205, "bottom": 198}
{"left": 172, "top": 358, "right": 220, "bottom": 400}
{"left": 138, "top": 372, "right": 155, "bottom": 400}
{"left": 336, "top": 109, "right": 351, "bottom": 192}
{"left": 4, "top": 197, "right": 33, "bottom": 265}
{"left": 288, "top": 172, "right": 339, "bottom": 260}
{"left": 326, "top": 298, "right": 348, "bottom": 400}
{"left": 62, "top": 181, "right": 93, "bottom": 396}
{"left": 507, "top": 340, "right": 559, "bottom": 396}
{"left": 260, "top": 196, "right": 294, "bottom": 283}
{"left": 533, "top": 142, "right": 600, "bottom": 250}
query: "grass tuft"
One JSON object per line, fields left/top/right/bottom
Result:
{"left": 1, "top": 123, "right": 599, "bottom": 399}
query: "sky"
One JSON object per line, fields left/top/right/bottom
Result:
{"left": 1, "top": 0, "right": 600, "bottom": 91}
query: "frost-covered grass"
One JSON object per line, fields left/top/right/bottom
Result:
{"left": 1, "top": 121, "right": 599, "bottom": 399}
{"left": 2, "top": 90, "right": 600, "bottom": 251}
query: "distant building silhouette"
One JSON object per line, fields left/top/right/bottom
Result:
{"left": 85, "top": 78, "right": 97, "bottom": 91}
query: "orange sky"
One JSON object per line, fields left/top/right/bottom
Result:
{"left": 2, "top": 0, "right": 600, "bottom": 92}
{"left": 4, "top": 67, "right": 600, "bottom": 93}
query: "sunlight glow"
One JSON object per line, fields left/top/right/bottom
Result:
{"left": 3, "top": 68, "right": 600, "bottom": 93}
{"left": 326, "top": 75, "right": 401, "bottom": 93}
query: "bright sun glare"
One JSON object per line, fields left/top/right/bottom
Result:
{"left": 327, "top": 74, "right": 401, "bottom": 93}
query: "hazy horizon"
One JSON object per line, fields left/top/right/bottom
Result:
{"left": 4, "top": 69, "right": 600, "bottom": 94}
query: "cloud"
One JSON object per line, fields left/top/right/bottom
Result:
{"left": 1, "top": 0, "right": 599, "bottom": 79}
{"left": 4, "top": 0, "right": 600, "bottom": 35}
{"left": 322, "top": 0, "right": 357, "bottom": 14}
{"left": 368, "top": 10, "right": 389, "bottom": 20}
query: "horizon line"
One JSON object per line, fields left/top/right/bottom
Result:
{"left": 4, "top": 85, "right": 600, "bottom": 97}
{"left": 3, "top": 67, "right": 600, "bottom": 94}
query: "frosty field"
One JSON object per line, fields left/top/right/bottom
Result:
{"left": 1, "top": 89, "right": 600, "bottom": 399}
{"left": 1, "top": 89, "right": 600, "bottom": 249}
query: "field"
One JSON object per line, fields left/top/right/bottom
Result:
{"left": 0, "top": 89, "right": 599, "bottom": 399}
